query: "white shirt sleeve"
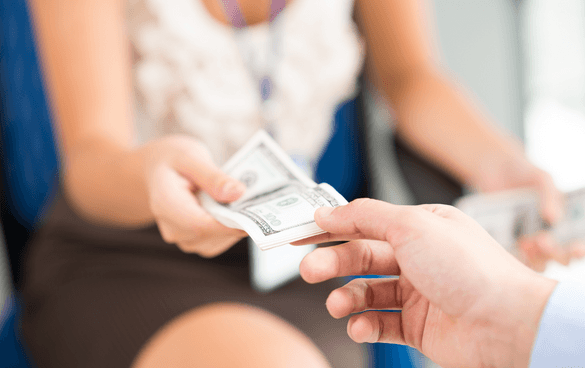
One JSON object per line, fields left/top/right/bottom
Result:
{"left": 529, "top": 280, "right": 585, "bottom": 367}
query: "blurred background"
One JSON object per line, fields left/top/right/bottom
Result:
{"left": 2, "top": 0, "right": 585, "bottom": 367}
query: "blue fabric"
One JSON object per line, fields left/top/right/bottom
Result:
{"left": 0, "top": 1, "right": 54, "bottom": 366}
{"left": 529, "top": 280, "right": 585, "bottom": 367}
{"left": 316, "top": 98, "right": 368, "bottom": 201}
{"left": 318, "top": 103, "right": 419, "bottom": 368}
{"left": 0, "top": 0, "right": 59, "bottom": 229}
{"left": 369, "top": 343, "right": 423, "bottom": 368}
{"left": 0, "top": 295, "right": 33, "bottom": 368}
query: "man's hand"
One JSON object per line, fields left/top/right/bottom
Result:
{"left": 298, "top": 199, "right": 557, "bottom": 368}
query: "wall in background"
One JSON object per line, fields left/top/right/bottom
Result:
{"left": 431, "top": 0, "right": 524, "bottom": 139}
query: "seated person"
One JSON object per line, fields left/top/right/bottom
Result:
{"left": 22, "top": 0, "right": 579, "bottom": 367}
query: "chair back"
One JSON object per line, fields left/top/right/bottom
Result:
{"left": 0, "top": 0, "right": 59, "bottom": 287}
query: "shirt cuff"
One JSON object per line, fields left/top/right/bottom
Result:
{"left": 529, "top": 280, "right": 585, "bottom": 368}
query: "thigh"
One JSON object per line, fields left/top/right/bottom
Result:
{"left": 133, "top": 303, "right": 331, "bottom": 368}
{"left": 21, "top": 196, "right": 367, "bottom": 368}
{"left": 255, "top": 277, "right": 368, "bottom": 368}
{"left": 23, "top": 273, "right": 366, "bottom": 368}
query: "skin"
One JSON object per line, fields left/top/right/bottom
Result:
{"left": 297, "top": 199, "right": 557, "bottom": 368}
{"left": 27, "top": 0, "right": 577, "bottom": 366}
{"left": 132, "top": 303, "right": 330, "bottom": 368}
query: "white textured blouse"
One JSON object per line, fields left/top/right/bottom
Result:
{"left": 127, "top": 0, "right": 364, "bottom": 166}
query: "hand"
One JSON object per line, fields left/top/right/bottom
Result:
{"left": 481, "top": 160, "right": 585, "bottom": 270}
{"left": 298, "top": 199, "right": 557, "bottom": 368}
{"left": 142, "top": 135, "right": 247, "bottom": 257}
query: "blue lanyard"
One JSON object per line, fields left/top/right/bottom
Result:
{"left": 220, "top": 0, "right": 286, "bottom": 29}
{"left": 220, "top": 0, "right": 285, "bottom": 102}
{"left": 219, "top": 0, "right": 285, "bottom": 136}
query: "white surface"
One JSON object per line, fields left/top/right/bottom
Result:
{"left": 522, "top": 0, "right": 585, "bottom": 110}
{"left": 525, "top": 101, "right": 585, "bottom": 283}
{"left": 526, "top": 100, "right": 585, "bottom": 192}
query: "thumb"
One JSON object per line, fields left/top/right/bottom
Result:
{"left": 314, "top": 198, "right": 424, "bottom": 244}
{"left": 175, "top": 151, "right": 246, "bottom": 203}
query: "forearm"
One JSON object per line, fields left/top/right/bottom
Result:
{"left": 381, "top": 69, "right": 531, "bottom": 191}
{"left": 29, "top": 0, "right": 152, "bottom": 226}
{"left": 63, "top": 138, "right": 154, "bottom": 228}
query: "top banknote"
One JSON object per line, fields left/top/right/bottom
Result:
{"left": 200, "top": 130, "right": 348, "bottom": 250}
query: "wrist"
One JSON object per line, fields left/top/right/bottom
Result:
{"left": 483, "top": 270, "right": 557, "bottom": 367}
{"left": 65, "top": 141, "right": 155, "bottom": 227}
{"left": 511, "top": 274, "right": 557, "bottom": 367}
{"left": 471, "top": 146, "right": 537, "bottom": 194}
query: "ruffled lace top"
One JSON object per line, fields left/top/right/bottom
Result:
{"left": 127, "top": 0, "right": 364, "bottom": 166}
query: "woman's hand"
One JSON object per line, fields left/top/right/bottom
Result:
{"left": 298, "top": 199, "right": 557, "bottom": 368}
{"left": 481, "top": 159, "right": 585, "bottom": 271}
{"left": 142, "top": 135, "right": 247, "bottom": 257}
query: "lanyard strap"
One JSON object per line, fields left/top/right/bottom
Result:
{"left": 219, "top": 0, "right": 286, "bottom": 133}
{"left": 220, "top": 0, "right": 286, "bottom": 28}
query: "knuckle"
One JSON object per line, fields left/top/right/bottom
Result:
{"left": 349, "top": 198, "right": 373, "bottom": 211}
{"left": 363, "top": 282, "right": 375, "bottom": 309}
{"left": 148, "top": 194, "right": 165, "bottom": 218}
{"left": 183, "top": 141, "right": 212, "bottom": 161}
{"left": 176, "top": 241, "right": 199, "bottom": 254}
{"left": 212, "top": 174, "right": 230, "bottom": 191}
{"left": 399, "top": 206, "right": 418, "bottom": 220}
{"left": 359, "top": 243, "right": 374, "bottom": 275}
{"left": 385, "top": 208, "right": 420, "bottom": 246}
{"left": 158, "top": 224, "right": 177, "bottom": 244}
{"left": 375, "top": 313, "right": 385, "bottom": 342}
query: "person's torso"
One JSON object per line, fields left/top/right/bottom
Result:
{"left": 127, "top": 0, "right": 364, "bottom": 166}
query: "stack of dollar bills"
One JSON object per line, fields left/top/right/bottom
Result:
{"left": 455, "top": 188, "right": 585, "bottom": 251}
{"left": 201, "top": 130, "right": 348, "bottom": 250}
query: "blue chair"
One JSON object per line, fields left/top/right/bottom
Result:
{"left": 316, "top": 96, "right": 423, "bottom": 368}
{"left": 0, "top": 0, "right": 58, "bottom": 367}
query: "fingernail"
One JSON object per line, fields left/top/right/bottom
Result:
{"left": 316, "top": 207, "right": 334, "bottom": 218}
{"left": 221, "top": 181, "right": 244, "bottom": 197}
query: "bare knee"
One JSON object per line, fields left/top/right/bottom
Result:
{"left": 132, "top": 303, "right": 331, "bottom": 368}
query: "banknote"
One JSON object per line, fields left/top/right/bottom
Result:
{"left": 552, "top": 188, "right": 585, "bottom": 244}
{"left": 200, "top": 130, "right": 348, "bottom": 250}
{"left": 455, "top": 188, "right": 585, "bottom": 251}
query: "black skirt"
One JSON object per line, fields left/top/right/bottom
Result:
{"left": 19, "top": 195, "right": 366, "bottom": 368}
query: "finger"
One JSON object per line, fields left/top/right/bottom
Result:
{"left": 534, "top": 232, "right": 571, "bottom": 266}
{"left": 519, "top": 232, "right": 572, "bottom": 269}
{"left": 347, "top": 312, "right": 405, "bottom": 345}
{"left": 568, "top": 241, "right": 585, "bottom": 258}
{"left": 295, "top": 203, "right": 461, "bottom": 246}
{"left": 535, "top": 171, "right": 564, "bottom": 224}
{"left": 151, "top": 168, "right": 244, "bottom": 241}
{"left": 175, "top": 148, "right": 246, "bottom": 203}
{"left": 300, "top": 240, "right": 399, "bottom": 284}
{"left": 158, "top": 217, "right": 245, "bottom": 245}
{"left": 178, "top": 233, "right": 245, "bottom": 256}
{"left": 326, "top": 278, "right": 401, "bottom": 319}
{"left": 314, "top": 199, "right": 426, "bottom": 243}
{"left": 518, "top": 238, "right": 548, "bottom": 272}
